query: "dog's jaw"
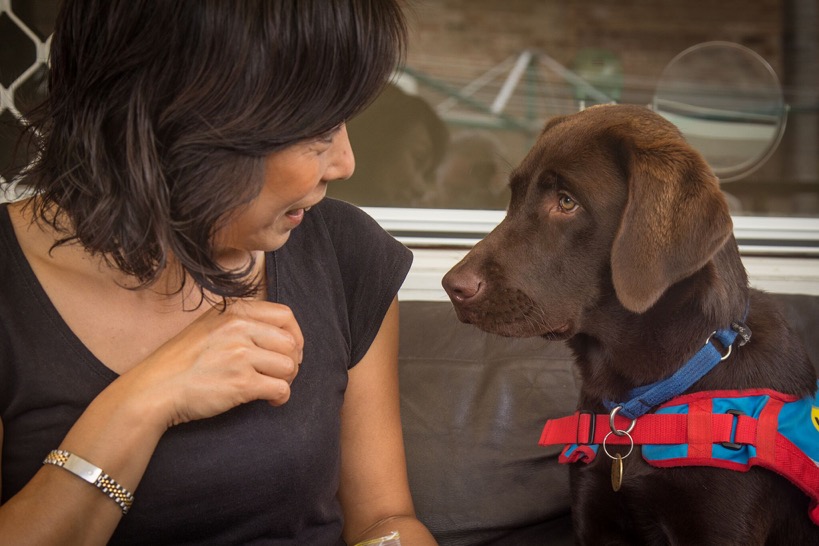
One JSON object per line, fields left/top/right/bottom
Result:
{"left": 443, "top": 261, "right": 581, "bottom": 339}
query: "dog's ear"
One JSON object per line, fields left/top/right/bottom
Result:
{"left": 541, "top": 113, "right": 579, "bottom": 136}
{"left": 611, "top": 134, "right": 733, "bottom": 313}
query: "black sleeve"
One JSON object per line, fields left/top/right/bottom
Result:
{"left": 316, "top": 198, "right": 413, "bottom": 367}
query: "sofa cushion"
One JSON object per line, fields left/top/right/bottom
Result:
{"left": 398, "top": 301, "right": 577, "bottom": 545}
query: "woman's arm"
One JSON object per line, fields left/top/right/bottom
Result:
{"left": 0, "top": 375, "right": 165, "bottom": 545}
{"left": 339, "top": 298, "right": 438, "bottom": 545}
{"left": 0, "top": 300, "right": 303, "bottom": 545}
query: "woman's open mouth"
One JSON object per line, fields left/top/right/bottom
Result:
{"left": 284, "top": 205, "right": 313, "bottom": 226}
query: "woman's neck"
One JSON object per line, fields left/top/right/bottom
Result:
{"left": 8, "top": 198, "right": 266, "bottom": 307}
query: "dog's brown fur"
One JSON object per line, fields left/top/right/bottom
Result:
{"left": 442, "top": 104, "right": 818, "bottom": 544}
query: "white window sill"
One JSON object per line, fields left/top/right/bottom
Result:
{"left": 361, "top": 207, "right": 819, "bottom": 300}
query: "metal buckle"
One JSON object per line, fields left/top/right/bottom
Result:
{"left": 720, "top": 409, "right": 745, "bottom": 450}
{"left": 705, "top": 331, "right": 733, "bottom": 361}
{"left": 577, "top": 410, "right": 596, "bottom": 445}
{"left": 609, "top": 405, "right": 637, "bottom": 437}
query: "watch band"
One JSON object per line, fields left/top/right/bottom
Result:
{"left": 43, "top": 449, "right": 135, "bottom": 514}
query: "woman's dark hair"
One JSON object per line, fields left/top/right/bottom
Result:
{"left": 17, "top": 0, "right": 406, "bottom": 299}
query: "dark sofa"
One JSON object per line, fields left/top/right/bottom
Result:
{"left": 396, "top": 293, "right": 819, "bottom": 545}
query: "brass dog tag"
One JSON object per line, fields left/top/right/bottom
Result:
{"left": 611, "top": 454, "right": 623, "bottom": 492}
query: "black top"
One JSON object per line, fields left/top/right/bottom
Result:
{"left": 0, "top": 198, "right": 413, "bottom": 545}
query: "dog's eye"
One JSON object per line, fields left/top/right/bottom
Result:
{"left": 558, "top": 194, "right": 579, "bottom": 212}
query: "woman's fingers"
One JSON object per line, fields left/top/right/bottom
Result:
{"left": 226, "top": 300, "right": 304, "bottom": 367}
{"left": 129, "top": 300, "right": 306, "bottom": 427}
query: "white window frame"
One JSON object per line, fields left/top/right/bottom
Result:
{"left": 364, "top": 207, "right": 819, "bottom": 300}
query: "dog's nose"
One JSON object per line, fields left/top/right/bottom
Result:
{"left": 442, "top": 269, "right": 483, "bottom": 302}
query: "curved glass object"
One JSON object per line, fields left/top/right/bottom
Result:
{"left": 653, "top": 41, "right": 788, "bottom": 182}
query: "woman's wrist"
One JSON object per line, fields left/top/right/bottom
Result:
{"left": 58, "top": 373, "right": 168, "bottom": 490}
{"left": 109, "top": 359, "right": 184, "bottom": 434}
{"left": 43, "top": 449, "right": 136, "bottom": 514}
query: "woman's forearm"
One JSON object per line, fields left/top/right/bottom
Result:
{"left": 0, "top": 374, "right": 166, "bottom": 545}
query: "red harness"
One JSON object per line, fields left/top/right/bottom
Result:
{"left": 539, "top": 387, "right": 819, "bottom": 525}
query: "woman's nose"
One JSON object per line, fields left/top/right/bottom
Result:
{"left": 327, "top": 124, "right": 355, "bottom": 182}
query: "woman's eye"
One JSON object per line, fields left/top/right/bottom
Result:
{"left": 558, "top": 194, "right": 579, "bottom": 212}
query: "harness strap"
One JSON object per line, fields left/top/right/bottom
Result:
{"left": 688, "top": 398, "right": 713, "bottom": 458}
{"left": 757, "top": 396, "right": 784, "bottom": 463}
{"left": 539, "top": 410, "right": 759, "bottom": 447}
{"left": 540, "top": 386, "right": 819, "bottom": 525}
{"left": 603, "top": 327, "right": 740, "bottom": 419}
{"left": 773, "top": 434, "right": 819, "bottom": 524}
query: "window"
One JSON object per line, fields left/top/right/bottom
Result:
{"left": 333, "top": 1, "right": 818, "bottom": 215}
{"left": 1, "top": 1, "right": 817, "bottom": 297}
{"left": 330, "top": 1, "right": 819, "bottom": 297}
{"left": 0, "top": 0, "right": 52, "bottom": 195}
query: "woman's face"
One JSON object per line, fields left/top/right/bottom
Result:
{"left": 214, "top": 124, "right": 354, "bottom": 263}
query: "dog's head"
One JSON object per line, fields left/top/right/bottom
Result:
{"left": 442, "top": 104, "right": 733, "bottom": 339}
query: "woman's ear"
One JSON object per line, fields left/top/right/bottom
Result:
{"left": 610, "top": 140, "right": 733, "bottom": 313}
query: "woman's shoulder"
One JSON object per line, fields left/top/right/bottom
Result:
{"left": 1, "top": 200, "right": 108, "bottom": 283}
{"left": 308, "top": 200, "right": 411, "bottom": 366}
{"left": 279, "top": 197, "right": 411, "bottom": 290}
{"left": 312, "top": 197, "right": 410, "bottom": 263}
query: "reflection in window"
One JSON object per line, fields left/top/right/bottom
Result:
{"left": 329, "top": 1, "right": 818, "bottom": 217}
{"left": 330, "top": 83, "right": 451, "bottom": 208}
{"left": 2, "top": 1, "right": 817, "bottom": 218}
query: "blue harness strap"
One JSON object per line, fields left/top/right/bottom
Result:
{"left": 604, "top": 328, "right": 739, "bottom": 419}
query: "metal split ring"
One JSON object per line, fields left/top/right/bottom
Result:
{"left": 608, "top": 405, "right": 637, "bottom": 437}
{"left": 705, "top": 331, "right": 733, "bottom": 361}
{"left": 603, "top": 430, "right": 634, "bottom": 460}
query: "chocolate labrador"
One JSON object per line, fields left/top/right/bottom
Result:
{"left": 442, "top": 104, "right": 819, "bottom": 544}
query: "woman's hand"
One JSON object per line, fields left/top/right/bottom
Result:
{"left": 123, "top": 299, "right": 304, "bottom": 429}
{"left": 0, "top": 300, "right": 303, "bottom": 544}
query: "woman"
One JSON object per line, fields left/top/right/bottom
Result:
{"left": 0, "top": 1, "right": 436, "bottom": 544}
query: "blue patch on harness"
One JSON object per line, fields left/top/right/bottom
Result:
{"left": 641, "top": 391, "right": 819, "bottom": 465}
{"left": 643, "top": 396, "right": 772, "bottom": 464}
{"left": 778, "top": 390, "right": 819, "bottom": 464}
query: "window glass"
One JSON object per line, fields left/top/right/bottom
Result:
{"left": 0, "top": 0, "right": 54, "bottom": 191}
{"left": 329, "top": 1, "right": 819, "bottom": 218}
{"left": 1, "top": 1, "right": 816, "bottom": 220}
